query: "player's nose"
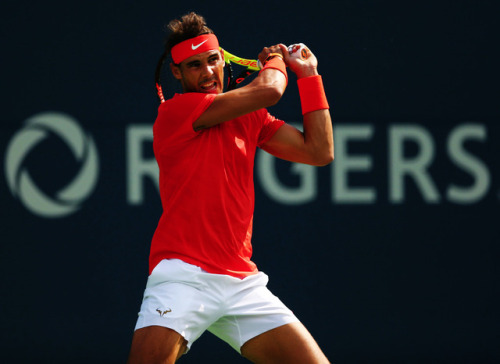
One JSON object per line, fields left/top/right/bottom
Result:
{"left": 200, "top": 62, "right": 214, "bottom": 76}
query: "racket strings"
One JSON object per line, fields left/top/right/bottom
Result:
{"left": 224, "top": 62, "right": 258, "bottom": 91}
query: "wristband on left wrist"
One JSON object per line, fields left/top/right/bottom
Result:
{"left": 297, "top": 75, "right": 329, "bottom": 115}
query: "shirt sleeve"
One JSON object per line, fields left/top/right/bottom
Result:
{"left": 257, "top": 110, "right": 285, "bottom": 147}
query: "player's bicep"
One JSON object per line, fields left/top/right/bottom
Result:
{"left": 260, "top": 123, "right": 310, "bottom": 164}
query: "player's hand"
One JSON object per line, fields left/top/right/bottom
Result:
{"left": 258, "top": 44, "right": 286, "bottom": 66}
{"left": 283, "top": 43, "right": 319, "bottom": 79}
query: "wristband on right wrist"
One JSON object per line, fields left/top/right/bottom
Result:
{"left": 259, "top": 56, "right": 288, "bottom": 84}
{"left": 263, "top": 53, "right": 283, "bottom": 65}
{"left": 297, "top": 75, "right": 329, "bottom": 115}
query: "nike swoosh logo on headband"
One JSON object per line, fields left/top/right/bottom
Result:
{"left": 192, "top": 39, "right": 209, "bottom": 50}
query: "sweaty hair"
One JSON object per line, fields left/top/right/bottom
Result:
{"left": 165, "top": 12, "right": 214, "bottom": 55}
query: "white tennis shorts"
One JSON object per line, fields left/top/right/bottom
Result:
{"left": 134, "top": 259, "right": 299, "bottom": 353}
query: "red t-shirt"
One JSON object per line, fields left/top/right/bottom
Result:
{"left": 149, "top": 93, "right": 285, "bottom": 278}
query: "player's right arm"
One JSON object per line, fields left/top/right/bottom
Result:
{"left": 193, "top": 44, "right": 288, "bottom": 131}
{"left": 259, "top": 45, "right": 334, "bottom": 166}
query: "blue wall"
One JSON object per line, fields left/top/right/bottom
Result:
{"left": 1, "top": 1, "right": 499, "bottom": 363}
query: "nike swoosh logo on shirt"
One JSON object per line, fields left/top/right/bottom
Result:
{"left": 191, "top": 39, "right": 209, "bottom": 50}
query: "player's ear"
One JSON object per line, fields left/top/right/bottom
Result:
{"left": 170, "top": 63, "right": 182, "bottom": 80}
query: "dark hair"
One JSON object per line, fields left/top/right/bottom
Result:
{"left": 154, "top": 12, "right": 215, "bottom": 100}
{"left": 165, "top": 12, "right": 214, "bottom": 54}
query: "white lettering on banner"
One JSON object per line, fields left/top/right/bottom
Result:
{"left": 126, "top": 125, "right": 158, "bottom": 205}
{"left": 256, "top": 153, "right": 316, "bottom": 204}
{"left": 260, "top": 123, "right": 491, "bottom": 205}
{"left": 446, "top": 124, "right": 490, "bottom": 204}
{"left": 124, "top": 122, "right": 493, "bottom": 206}
{"left": 389, "top": 125, "right": 440, "bottom": 203}
{"left": 332, "top": 125, "right": 376, "bottom": 204}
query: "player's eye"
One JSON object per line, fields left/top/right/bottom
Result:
{"left": 209, "top": 56, "right": 219, "bottom": 64}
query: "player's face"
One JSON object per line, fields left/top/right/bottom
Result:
{"left": 172, "top": 50, "right": 225, "bottom": 94}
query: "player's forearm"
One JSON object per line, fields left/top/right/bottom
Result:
{"left": 251, "top": 68, "right": 287, "bottom": 103}
{"left": 302, "top": 109, "right": 334, "bottom": 166}
{"left": 252, "top": 53, "right": 288, "bottom": 101}
{"left": 193, "top": 69, "right": 286, "bottom": 131}
{"left": 298, "top": 73, "right": 333, "bottom": 166}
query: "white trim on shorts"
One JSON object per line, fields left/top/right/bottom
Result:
{"left": 134, "top": 259, "right": 299, "bottom": 353}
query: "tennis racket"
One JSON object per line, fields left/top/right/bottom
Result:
{"left": 154, "top": 43, "right": 311, "bottom": 103}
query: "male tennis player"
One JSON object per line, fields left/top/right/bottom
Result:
{"left": 127, "top": 12, "right": 333, "bottom": 364}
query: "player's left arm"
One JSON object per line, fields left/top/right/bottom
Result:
{"left": 260, "top": 45, "right": 334, "bottom": 167}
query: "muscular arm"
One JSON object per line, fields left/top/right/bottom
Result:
{"left": 193, "top": 46, "right": 288, "bottom": 131}
{"left": 261, "top": 47, "right": 334, "bottom": 166}
{"left": 261, "top": 109, "right": 333, "bottom": 166}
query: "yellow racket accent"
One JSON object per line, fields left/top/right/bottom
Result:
{"left": 221, "top": 48, "right": 261, "bottom": 71}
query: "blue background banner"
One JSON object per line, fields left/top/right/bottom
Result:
{"left": 1, "top": 1, "right": 499, "bottom": 363}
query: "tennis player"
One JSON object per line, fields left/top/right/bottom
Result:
{"left": 127, "top": 12, "right": 333, "bottom": 364}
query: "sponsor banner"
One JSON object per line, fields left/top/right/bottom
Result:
{"left": 3, "top": 112, "right": 497, "bottom": 219}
